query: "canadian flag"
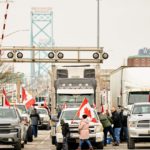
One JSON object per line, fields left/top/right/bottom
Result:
{"left": 44, "top": 99, "right": 47, "bottom": 108}
{"left": 22, "top": 87, "right": 27, "bottom": 101}
{"left": 62, "top": 102, "right": 67, "bottom": 109}
{"left": 101, "top": 104, "right": 104, "bottom": 113}
{"left": 22, "top": 87, "right": 36, "bottom": 109}
{"left": 92, "top": 102, "right": 96, "bottom": 109}
{"left": 2, "top": 88, "right": 10, "bottom": 107}
{"left": 77, "top": 97, "right": 97, "bottom": 123}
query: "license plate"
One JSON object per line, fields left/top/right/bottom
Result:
{"left": 76, "top": 139, "right": 79, "bottom": 143}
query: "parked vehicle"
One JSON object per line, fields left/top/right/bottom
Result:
{"left": 127, "top": 102, "right": 150, "bottom": 149}
{"left": 15, "top": 103, "right": 33, "bottom": 142}
{"left": 110, "top": 66, "right": 150, "bottom": 110}
{"left": 53, "top": 107, "right": 104, "bottom": 150}
{"left": 36, "top": 107, "right": 50, "bottom": 130}
{"left": 0, "top": 106, "right": 26, "bottom": 150}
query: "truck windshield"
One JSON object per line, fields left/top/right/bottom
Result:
{"left": 17, "top": 105, "right": 27, "bottom": 114}
{"left": 128, "top": 92, "right": 150, "bottom": 104}
{"left": 60, "top": 109, "right": 98, "bottom": 121}
{"left": 0, "top": 108, "right": 17, "bottom": 118}
{"left": 57, "top": 94, "right": 94, "bottom": 105}
{"left": 37, "top": 109, "right": 48, "bottom": 114}
{"left": 132, "top": 105, "right": 150, "bottom": 114}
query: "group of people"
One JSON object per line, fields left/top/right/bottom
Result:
{"left": 98, "top": 106, "right": 128, "bottom": 147}
{"left": 76, "top": 106, "right": 128, "bottom": 150}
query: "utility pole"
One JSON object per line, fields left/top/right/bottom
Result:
{"left": 16, "top": 76, "right": 21, "bottom": 103}
{"left": 96, "top": 0, "right": 101, "bottom": 111}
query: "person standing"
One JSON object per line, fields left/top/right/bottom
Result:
{"left": 77, "top": 114, "right": 93, "bottom": 150}
{"left": 111, "top": 107, "right": 122, "bottom": 146}
{"left": 98, "top": 112, "right": 115, "bottom": 146}
{"left": 30, "top": 108, "right": 41, "bottom": 138}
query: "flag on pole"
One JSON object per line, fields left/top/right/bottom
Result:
{"left": 2, "top": 88, "right": 10, "bottom": 107}
{"left": 22, "top": 88, "right": 36, "bottom": 109}
{"left": 92, "top": 102, "right": 96, "bottom": 109}
{"left": 101, "top": 104, "right": 104, "bottom": 113}
{"left": 62, "top": 102, "right": 67, "bottom": 109}
{"left": 22, "top": 87, "right": 27, "bottom": 101}
{"left": 77, "top": 97, "right": 97, "bottom": 123}
{"left": 44, "top": 99, "right": 47, "bottom": 108}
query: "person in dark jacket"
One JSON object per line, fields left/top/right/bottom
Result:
{"left": 111, "top": 107, "right": 122, "bottom": 146}
{"left": 61, "top": 119, "right": 70, "bottom": 150}
{"left": 98, "top": 112, "right": 115, "bottom": 146}
{"left": 30, "top": 108, "right": 41, "bottom": 137}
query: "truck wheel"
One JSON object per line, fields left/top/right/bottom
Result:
{"left": 56, "top": 143, "right": 62, "bottom": 150}
{"left": 51, "top": 136, "right": 56, "bottom": 145}
{"left": 21, "top": 143, "right": 24, "bottom": 148}
{"left": 27, "top": 125, "right": 33, "bottom": 142}
{"left": 96, "top": 142, "right": 104, "bottom": 149}
{"left": 14, "top": 140, "right": 21, "bottom": 150}
{"left": 127, "top": 138, "right": 135, "bottom": 149}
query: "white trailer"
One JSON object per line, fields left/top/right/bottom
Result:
{"left": 110, "top": 66, "right": 150, "bottom": 110}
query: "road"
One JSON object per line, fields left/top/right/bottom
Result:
{"left": 0, "top": 130, "right": 150, "bottom": 150}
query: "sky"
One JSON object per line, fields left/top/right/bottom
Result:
{"left": 1, "top": 0, "right": 150, "bottom": 74}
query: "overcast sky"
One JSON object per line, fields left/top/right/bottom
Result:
{"left": 0, "top": 0, "right": 150, "bottom": 72}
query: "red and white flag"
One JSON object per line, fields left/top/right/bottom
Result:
{"left": 92, "top": 102, "right": 96, "bottom": 109}
{"left": 44, "top": 99, "right": 47, "bottom": 108}
{"left": 101, "top": 104, "right": 104, "bottom": 113}
{"left": 22, "top": 87, "right": 36, "bottom": 109}
{"left": 2, "top": 88, "right": 10, "bottom": 107}
{"left": 62, "top": 102, "right": 67, "bottom": 109}
{"left": 22, "top": 87, "right": 27, "bottom": 101}
{"left": 77, "top": 97, "right": 97, "bottom": 123}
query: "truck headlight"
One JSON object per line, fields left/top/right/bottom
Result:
{"left": 128, "top": 121, "right": 137, "bottom": 127}
{"left": 95, "top": 124, "right": 103, "bottom": 133}
{"left": 56, "top": 125, "right": 62, "bottom": 133}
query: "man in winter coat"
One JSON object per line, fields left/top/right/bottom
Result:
{"left": 98, "top": 112, "right": 115, "bottom": 146}
{"left": 30, "top": 108, "right": 41, "bottom": 137}
{"left": 77, "top": 114, "right": 93, "bottom": 150}
{"left": 111, "top": 107, "right": 122, "bottom": 146}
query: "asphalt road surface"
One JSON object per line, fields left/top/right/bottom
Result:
{"left": 0, "top": 130, "right": 150, "bottom": 150}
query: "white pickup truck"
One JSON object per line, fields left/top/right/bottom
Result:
{"left": 53, "top": 107, "right": 104, "bottom": 150}
{"left": 127, "top": 102, "right": 150, "bottom": 149}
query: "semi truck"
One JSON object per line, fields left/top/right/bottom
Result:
{"left": 54, "top": 65, "right": 97, "bottom": 110}
{"left": 110, "top": 66, "right": 150, "bottom": 110}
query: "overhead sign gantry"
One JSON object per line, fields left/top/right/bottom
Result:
{"left": 0, "top": 46, "right": 108, "bottom": 63}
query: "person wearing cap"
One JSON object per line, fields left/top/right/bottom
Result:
{"left": 76, "top": 114, "right": 93, "bottom": 150}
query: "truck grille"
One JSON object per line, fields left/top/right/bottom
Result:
{"left": 69, "top": 125, "right": 95, "bottom": 134}
{"left": 0, "top": 124, "right": 12, "bottom": 134}
{"left": 137, "top": 120, "right": 150, "bottom": 128}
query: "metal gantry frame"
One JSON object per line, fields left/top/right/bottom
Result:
{"left": 31, "top": 7, "right": 53, "bottom": 76}
{"left": 0, "top": 46, "right": 108, "bottom": 63}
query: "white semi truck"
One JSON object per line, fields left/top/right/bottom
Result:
{"left": 110, "top": 66, "right": 150, "bottom": 110}
{"left": 54, "top": 65, "right": 97, "bottom": 110}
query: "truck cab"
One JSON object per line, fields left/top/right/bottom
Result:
{"left": 127, "top": 102, "right": 150, "bottom": 149}
{"left": 54, "top": 107, "right": 104, "bottom": 150}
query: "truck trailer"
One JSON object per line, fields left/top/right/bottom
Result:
{"left": 110, "top": 66, "right": 150, "bottom": 110}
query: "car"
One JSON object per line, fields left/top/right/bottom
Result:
{"left": 0, "top": 106, "right": 26, "bottom": 150}
{"left": 14, "top": 103, "right": 33, "bottom": 142}
{"left": 53, "top": 107, "right": 104, "bottom": 150}
{"left": 36, "top": 107, "right": 50, "bottom": 130}
{"left": 127, "top": 102, "right": 150, "bottom": 149}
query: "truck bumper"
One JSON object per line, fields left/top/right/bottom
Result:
{"left": 129, "top": 127, "right": 150, "bottom": 138}
{"left": 0, "top": 132, "right": 20, "bottom": 144}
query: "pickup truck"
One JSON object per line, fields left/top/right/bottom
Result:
{"left": 127, "top": 102, "right": 150, "bottom": 149}
{"left": 0, "top": 106, "right": 25, "bottom": 150}
{"left": 53, "top": 107, "right": 104, "bottom": 150}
